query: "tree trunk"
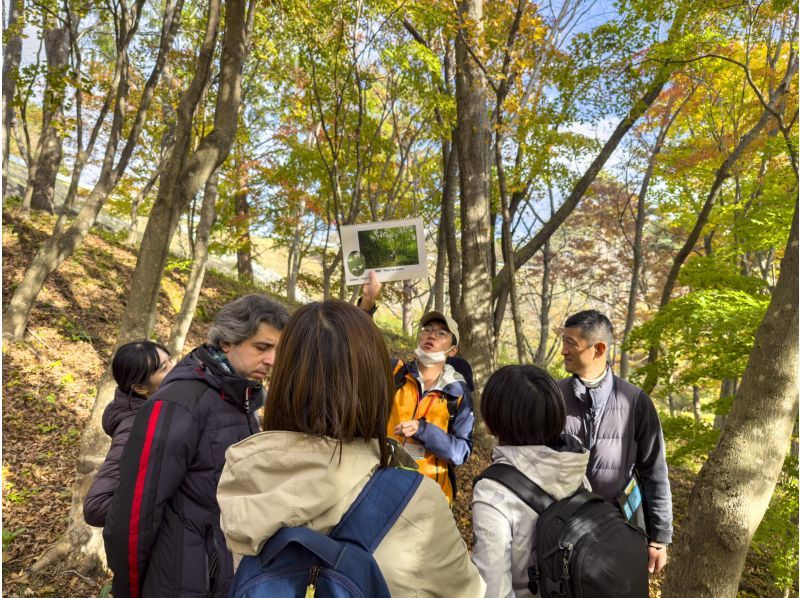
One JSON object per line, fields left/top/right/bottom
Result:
{"left": 20, "top": 141, "right": 40, "bottom": 214}
{"left": 402, "top": 28, "right": 458, "bottom": 316}
{"left": 26, "top": 2, "right": 187, "bottom": 576}
{"left": 2, "top": 0, "right": 24, "bottom": 197}
{"left": 662, "top": 201, "right": 798, "bottom": 598}
{"left": 620, "top": 99, "right": 679, "bottom": 378}
{"left": 114, "top": 0, "right": 253, "bottom": 345}
{"left": 720, "top": 378, "right": 736, "bottom": 399}
{"left": 167, "top": 169, "right": 218, "bottom": 356}
{"left": 322, "top": 245, "right": 341, "bottom": 301}
{"left": 26, "top": 14, "right": 69, "bottom": 214}
{"left": 443, "top": 132, "right": 461, "bottom": 318}
{"left": 455, "top": 0, "right": 494, "bottom": 395}
{"left": 433, "top": 218, "right": 446, "bottom": 313}
{"left": 692, "top": 385, "right": 702, "bottom": 423}
{"left": 642, "top": 52, "right": 797, "bottom": 393}
{"left": 496, "top": 128, "right": 526, "bottom": 364}
{"left": 235, "top": 193, "right": 253, "bottom": 283}
{"left": 3, "top": 0, "right": 181, "bottom": 340}
{"left": 286, "top": 198, "right": 305, "bottom": 303}
{"left": 533, "top": 240, "right": 552, "bottom": 366}
{"left": 402, "top": 279, "right": 413, "bottom": 336}
{"left": 441, "top": 40, "right": 461, "bottom": 320}
{"left": 713, "top": 378, "right": 737, "bottom": 431}
{"left": 126, "top": 164, "right": 164, "bottom": 246}
{"left": 30, "top": 2, "right": 251, "bottom": 574}
{"left": 338, "top": 259, "right": 347, "bottom": 300}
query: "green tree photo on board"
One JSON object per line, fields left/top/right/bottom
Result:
{"left": 358, "top": 225, "right": 419, "bottom": 269}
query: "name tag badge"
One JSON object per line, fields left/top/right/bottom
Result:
{"left": 404, "top": 441, "right": 425, "bottom": 461}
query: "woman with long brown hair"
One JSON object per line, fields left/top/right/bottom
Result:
{"left": 217, "top": 300, "right": 484, "bottom": 596}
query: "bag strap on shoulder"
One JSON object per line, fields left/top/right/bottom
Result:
{"left": 331, "top": 467, "right": 422, "bottom": 553}
{"left": 473, "top": 463, "right": 556, "bottom": 514}
{"left": 392, "top": 360, "right": 408, "bottom": 390}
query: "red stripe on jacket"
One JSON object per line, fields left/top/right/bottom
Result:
{"left": 127, "top": 401, "right": 163, "bottom": 598}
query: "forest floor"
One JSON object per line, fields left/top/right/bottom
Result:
{"left": 1, "top": 207, "right": 792, "bottom": 597}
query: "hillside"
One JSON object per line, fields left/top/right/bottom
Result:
{"left": 2, "top": 207, "right": 794, "bottom": 597}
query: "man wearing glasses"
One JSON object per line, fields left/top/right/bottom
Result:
{"left": 559, "top": 309, "right": 672, "bottom": 575}
{"left": 389, "top": 311, "right": 474, "bottom": 503}
{"left": 360, "top": 276, "right": 474, "bottom": 504}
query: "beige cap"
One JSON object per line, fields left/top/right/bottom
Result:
{"left": 419, "top": 311, "right": 459, "bottom": 345}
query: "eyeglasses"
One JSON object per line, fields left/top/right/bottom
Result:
{"left": 419, "top": 326, "right": 453, "bottom": 341}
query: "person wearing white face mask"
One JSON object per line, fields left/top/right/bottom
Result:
{"left": 391, "top": 311, "right": 475, "bottom": 504}
{"left": 360, "top": 274, "right": 475, "bottom": 504}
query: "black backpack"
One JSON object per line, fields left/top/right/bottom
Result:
{"left": 474, "top": 463, "right": 648, "bottom": 598}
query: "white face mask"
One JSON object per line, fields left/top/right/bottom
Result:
{"left": 414, "top": 346, "right": 448, "bottom": 366}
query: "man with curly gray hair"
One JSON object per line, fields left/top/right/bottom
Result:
{"left": 208, "top": 294, "right": 290, "bottom": 381}
{"left": 104, "top": 294, "right": 288, "bottom": 597}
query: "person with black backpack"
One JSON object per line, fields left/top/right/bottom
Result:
{"left": 472, "top": 365, "right": 649, "bottom": 598}
{"left": 217, "top": 300, "right": 485, "bottom": 597}
{"left": 559, "top": 310, "right": 672, "bottom": 574}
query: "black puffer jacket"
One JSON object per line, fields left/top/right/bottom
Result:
{"left": 83, "top": 388, "right": 148, "bottom": 527}
{"left": 103, "top": 345, "right": 263, "bottom": 598}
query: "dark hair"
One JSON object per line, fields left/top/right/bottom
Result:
{"left": 564, "top": 309, "right": 613, "bottom": 347}
{"left": 480, "top": 365, "right": 566, "bottom": 446}
{"left": 112, "top": 340, "right": 171, "bottom": 397}
{"left": 209, "top": 295, "right": 289, "bottom": 347}
{"left": 263, "top": 300, "right": 393, "bottom": 466}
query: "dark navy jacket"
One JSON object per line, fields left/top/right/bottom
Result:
{"left": 559, "top": 371, "right": 673, "bottom": 545}
{"left": 84, "top": 388, "right": 148, "bottom": 527}
{"left": 103, "top": 345, "right": 263, "bottom": 597}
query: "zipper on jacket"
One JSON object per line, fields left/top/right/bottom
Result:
{"left": 560, "top": 541, "right": 574, "bottom": 579}
{"left": 305, "top": 565, "right": 321, "bottom": 597}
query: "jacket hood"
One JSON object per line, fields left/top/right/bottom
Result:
{"left": 491, "top": 442, "right": 590, "bottom": 500}
{"left": 102, "top": 388, "right": 148, "bottom": 436}
{"left": 218, "top": 431, "right": 382, "bottom": 557}
{"left": 157, "top": 344, "right": 264, "bottom": 413}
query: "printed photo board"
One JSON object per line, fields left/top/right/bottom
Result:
{"left": 341, "top": 218, "right": 427, "bottom": 285}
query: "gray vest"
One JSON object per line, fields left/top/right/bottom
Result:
{"left": 559, "top": 375, "right": 641, "bottom": 502}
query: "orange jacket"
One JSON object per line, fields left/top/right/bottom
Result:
{"left": 387, "top": 360, "right": 474, "bottom": 503}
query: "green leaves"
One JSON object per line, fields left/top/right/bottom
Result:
{"left": 751, "top": 457, "right": 799, "bottom": 591}
{"left": 629, "top": 286, "right": 769, "bottom": 385}
{"left": 678, "top": 256, "right": 767, "bottom": 294}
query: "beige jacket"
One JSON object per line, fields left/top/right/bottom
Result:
{"left": 218, "top": 431, "right": 485, "bottom": 597}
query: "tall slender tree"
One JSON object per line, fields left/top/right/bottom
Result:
{"left": 3, "top": 0, "right": 183, "bottom": 339}
{"left": 662, "top": 201, "right": 798, "bottom": 597}
{"left": 22, "top": 7, "right": 69, "bottom": 214}
{"left": 2, "top": 0, "right": 25, "bottom": 196}
{"left": 455, "top": 0, "right": 494, "bottom": 391}
{"left": 642, "top": 38, "right": 798, "bottom": 393}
